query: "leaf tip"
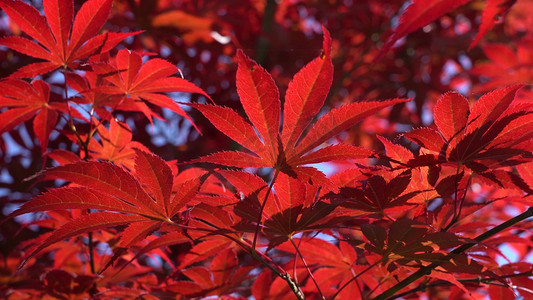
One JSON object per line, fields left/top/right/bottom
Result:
{"left": 321, "top": 25, "right": 332, "bottom": 58}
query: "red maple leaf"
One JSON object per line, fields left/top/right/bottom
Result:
{"left": 377, "top": 136, "right": 467, "bottom": 204}
{"left": 87, "top": 118, "right": 149, "bottom": 170}
{"left": 192, "top": 27, "right": 409, "bottom": 184}
{"left": 404, "top": 86, "right": 533, "bottom": 176}
{"left": 0, "top": 0, "right": 139, "bottom": 78}
{"left": 0, "top": 79, "right": 68, "bottom": 152}
{"left": 9, "top": 149, "right": 204, "bottom": 267}
{"left": 64, "top": 70, "right": 118, "bottom": 120}
{"left": 220, "top": 170, "right": 338, "bottom": 244}
{"left": 275, "top": 238, "right": 359, "bottom": 299}
{"left": 94, "top": 49, "right": 211, "bottom": 130}
{"left": 166, "top": 249, "right": 251, "bottom": 298}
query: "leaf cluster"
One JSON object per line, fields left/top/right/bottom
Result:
{"left": 1, "top": 0, "right": 532, "bottom": 299}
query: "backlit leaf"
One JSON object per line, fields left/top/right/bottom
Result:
{"left": 0, "top": 0, "right": 137, "bottom": 77}
{"left": 193, "top": 27, "right": 407, "bottom": 183}
{"left": 433, "top": 91, "right": 470, "bottom": 147}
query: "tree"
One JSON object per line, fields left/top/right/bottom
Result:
{"left": 1, "top": 0, "right": 532, "bottom": 299}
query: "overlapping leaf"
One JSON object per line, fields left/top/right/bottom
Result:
{"left": 0, "top": 0, "right": 140, "bottom": 78}
{"left": 65, "top": 70, "right": 122, "bottom": 120}
{"left": 9, "top": 149, "right": 202, "bottom": 265}
{"left": 224, "top": 170, "right": 337, "bottom": 244}
{"left": 362, "top": 219, "right": 470, "bottom": 264}
{"left": 95, "top": 49, "right": 211, "bottom": 131}
{"left": 330, "top": 169, "right": 420, "bottom": 213}
{"left": 166, "top": 249, "right": 252, "bottom": 298}
{"left": 192, "top": 27, "right": 409, "bottom": 184}
{"left": 0, "top": 79, "right": 66, "bottom": 152}
{"left": 404, "top": 86, "right": 533, "bottom": 173}
{"left": 276, "top": 238, "right": 358, "bottom": 298}
{"left": 87, "top": 118, "right": 148, "bottom": 170}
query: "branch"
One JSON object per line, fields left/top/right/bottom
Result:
{"left": 373, "top": 206, "right": 533, "bottom": 300}
{"left": 391, "top": 271, "right": 533, "bottom": 299}
{"left": 187, "top": 217, "right": 306, "bottom": 299}
{"left": 254, "top": 0, "right": 278, "bottom": 64}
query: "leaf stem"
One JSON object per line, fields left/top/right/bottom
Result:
{"left": 176, "top": 218, "right": 288, "bottom": 277}
{"left": 190, "top": 211, "right": 305, "bottom": 299}
{"left": 332, "top": 258, "right": 382, "bottom": 299}
{"left": 373, "top": 206, "right": 533, "bottom": 300}
{"left": 87, "top": 230, "right": 95, "bottom": 274}
{"left": 173, "top": 220, "right": 305, "bottom": 299}
{"left": 62, "top": 70, "right": 96, "bottom": 275}
{"left": 454, "top": 174, "right": 472, "bottom": 228}
{"left": 290, "top": 237, "right": 325, "bottom": 300}
{"left": 252, "top": 168, "right": 281, "bottom": 252}
{"left": 444, "top": 163, "right": 466, "bottom": 231}
{"left": 61, "top": 70, "right": 85, "bottom": 155}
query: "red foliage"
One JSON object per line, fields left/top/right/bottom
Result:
{"left": 1, "top": 0, "right": 532, "bottom": 299}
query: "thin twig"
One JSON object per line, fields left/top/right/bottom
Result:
{"left": 191, "top": 202, "right": 305, "bottom": 299}
{"left": 373, "top": 206, "right": 533, "bottom": 300}
{"left": 252, "top": 168, "right": 281, "bottom": 251}
{"left": 62, "top": 70, "right": 96, "bottom": 275}
{"left": 390, "top": 271, "right": 533, "bottom": 299}
{"left": 290, "top": 237, "right": 325, "bottom": 299}
{"left": 180, "top": 219, "right": 305, "bottom": 299}
{"left": 444, "top": 163, "right": 467, "bottom": 231}
{"left": 332, "top": 259, "right": 382, "bottom": 299}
